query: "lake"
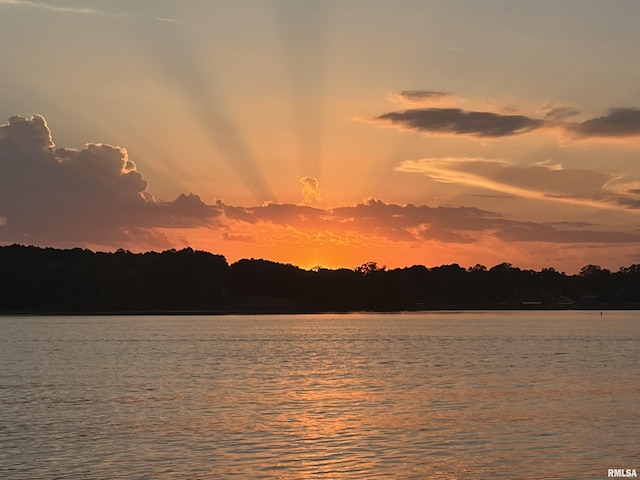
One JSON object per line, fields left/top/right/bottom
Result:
{"left": 1, "top": 311, "right": 638, "bottom": 479}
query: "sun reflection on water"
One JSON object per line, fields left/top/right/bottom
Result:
{"left": 1, "top": 313, "right": 638, "bottom": 479}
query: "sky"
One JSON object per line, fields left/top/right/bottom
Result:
{"left": 1, "top": 0, "right": 640, "bottom": 273}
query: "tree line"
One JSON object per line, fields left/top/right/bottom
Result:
{"left": 1, "top": 244, "right": 639, "bottom": 313}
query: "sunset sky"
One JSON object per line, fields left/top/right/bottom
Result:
{"left": 2, "top": 0, "right": 640, "bottom": 273}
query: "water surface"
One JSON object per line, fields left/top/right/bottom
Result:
{"left": 1, "top": 311, "right": 638, "bottom": 479}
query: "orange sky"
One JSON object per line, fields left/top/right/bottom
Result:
{"left": 1, "top": 1, "right": 640, "bottom": 273}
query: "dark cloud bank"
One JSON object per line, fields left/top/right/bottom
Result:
{"left": 378, "top": 101, "right": 640, "bottom": 139}
{"left": 0, "top": 115, "right": 220, "bottom": 248}
{"left": 2, "top": 114, "right": 640, "bottom": 253}
{"left": 379, "top": 108, "right": 543, "bottom": 137}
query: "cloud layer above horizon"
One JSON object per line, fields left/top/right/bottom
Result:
{"left": 3, "top": 114, "right": 640, "bottom": 270}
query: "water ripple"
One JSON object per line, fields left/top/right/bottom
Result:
{"left": 1, "top": 312, "right": 639, "bottom": 479}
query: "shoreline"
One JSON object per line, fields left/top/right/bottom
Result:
{"left": 0, "top": 305, "right": 632, "bottom": 316}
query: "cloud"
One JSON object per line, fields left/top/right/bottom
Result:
{"left": 220, "top": 196, "right": 640, "bottom": 248}
{"left": 300, "top": 176, "right": 322, "bottom": 204}
{"left": 395, "top": 157, "right": 640, "bottom": 212}
{"left": 222, "top": 232, "right": 255, "bottom": 243}
{"left": 496, "top": 222, "right": 640, "bottom": 244}
{"left": 377, "top": 108, "right": 544, "bottom": 137}
{"left": 414, "top": 223, "right": 476, "bottom": 244}
{"left": 4, "top": 115, "right": 640, "bottom": 261}
{"left": 394, "top": 90, "right": 452, "bottom": 103}
{"left": 398, "top": 90, "right": 450, "bottom": 100}
{"left": 176, "top": 186, "right": 640, "bottom": 255}
{"left": 541, "top": 104, "right": 580, "bottom": 121}
{"left": 0, "top": 114, "right": 53, "bottom": 151}
{"left": 0, "top": 0, "right": 112, "bottom": 15}
{"left": 567, "top": 108, "right": 640, "bottom": 138}
{"left": 224, "top": 202, "right": 325, "bottom": 226}
{"left": 221, "top": 197, "right": 502, "bottom": 245}
{"left": 377, "top": 92, "right": 640, "bottom": 139}
{"left": 0, "top": 115, "right": 220, "bottom": 248}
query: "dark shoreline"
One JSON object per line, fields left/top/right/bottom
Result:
{"left": 1, "top": 305, "right": 635, "bottom": 316}
{"left": 3, "top": 245, "right": 640, "bottom": 315}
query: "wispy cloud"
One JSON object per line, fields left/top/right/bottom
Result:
{"left": 398, "top": 90, "right": 450, "bottom": 100}
{"left": 0, "top": 0, "right": 109, "bottom": 15}
{"left": 541, "top": 104, "right": 580, "bottom": 121}
{"left": 153, "top": 17, "right": 177, "bottom": 23}
{"left": 391, "top": 90, "right": 453, "bottom": 104}
{"left": 395, "top": 157, "right": 640, "bottom": 213}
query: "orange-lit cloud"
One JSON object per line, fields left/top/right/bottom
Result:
{"left": 4, "top": 115, "right": 640, "bottom": 272}
{"left": 395, "top": 157, "right": 640, "bottom": 212}
{"left": 300, "top": 176, "right": 322, "bottom": 204}
{"left": 219, "top": 197, "right": 640, "bottom": 246}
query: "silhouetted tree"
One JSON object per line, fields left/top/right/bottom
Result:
{"left": 3, "top": 244, "right": 640, "bottom": 313}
